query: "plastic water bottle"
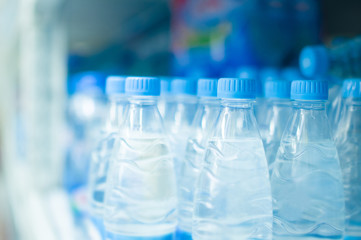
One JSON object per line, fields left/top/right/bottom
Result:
{"left": 238, "top": 66, "right": 268, "bottom": 128}
{"left": 271, "top": 79, "right": 345, "bottom": 239}
{"left": 103, "top": 77, "right": 177, "bottom": 239}
{"left": 334, "top": 78, "right": 361, "bottom": 239}
{"left": 65, "top": 72, "right": 107, "bottom": 192}
{"left": 158, "top": 77, "right": 172, "bottom": 119}
{"left": 193, "top": 78, "right": 273, "bottom": 240}
{"left": 238, "top": 66, "right": 261, "bottom": 96}
{"left": 299, "top": 36, "right": 361, "bottom": 78}
{"left": 261, "top": 79, "right": 291, "bottom": 174}
{"left": 326, "top": 75, "right": 344, "bottom": 132}
{"left": 256, "top": 67, "right": 281, "bottom": 134}
{"left": 177, "top": 78, "right": 220, "bottom": 240}
{"left": 87, "top": 76, "right": 127, "bottom": 236}
{"left": 165, "top": 78, "right": 198, "bottom": 180}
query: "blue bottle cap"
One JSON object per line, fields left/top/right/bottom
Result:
{"left": 217, "top": 78, "right": 256, "bottom": 99}
{"left": 69, "top": 71, "right": 106, "bottom": 95}
{"left": 197, "top": 78, "right": 218, "bottom": 97}
{"left": 125, "top": 76, "right": 160, "bottom": 96}
{"left": 291, "top": 80, "right": 328, "bottom": 100}
{"left": 342, "top": 78, "right": 361, "bottom": 98}
{"left": 265, "top": 79, "right": 291, "bottom": 99}
{"left": 105, "top": 76, "right": 126, "bottom": 95}
{"left": 171, "top": 78, "right": 197, "bottom": 95}
{"left": 299, "top": 46, "right": 329, "bottom": 78}
{"left": 238, "top": 66, "right": 262, "bottom": 97}
{"left": 160, "top": 77, "right": 172, "bottom": 96}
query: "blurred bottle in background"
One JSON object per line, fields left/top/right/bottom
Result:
{"left": 87, "top": 76, "right": 128, "bottom": 238}
{"left": 177, "top": 78, "right": 220, "bottom": 240}
{"left": 165, "top": 78, "right": 198, "bottom": 181}
{"left": 261, "top": 79, "right": 291, "bottom": 174}
{"left": 171, "top": 0, "right": 320, "bottom": 77}
{"left": 335, "top": 79, "right": 361, "bottom": 239}
{"left": 64, "top": 72, "right": 107, "bottom": 196}
{"left": 158, "top": 77, "right": 173, "bottom": 119}
{"left": 326, "top": 75, "right": 344, "bottom": 133}
{"left": 299, "top": 35, "right": 361, "bottom": 79}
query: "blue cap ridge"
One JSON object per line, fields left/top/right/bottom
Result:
{"left": 342, "top": 78, "right": 361, "bottom": 98}
{"left": 197, "top": 78, "right": 218, "bottom": 97}
{"left": 217, "top": 78, "right": 256, "bottom": 99}
{"left": 106, "top": 76, "right": 126, "bottom": 95}
{"left": 171, "top": 78, "right": 197, "bottom": 95}
{"left": 299, "top": 46, "right": 330, "bottom": 78}
{"left": 125, "top": 76, "right": 160, "bottom": 96}
{"left": 291, "top": 80, "right": 328, "bottom": 100}
{"left": 265, "top": 79, "right": 291, "bottom": 99}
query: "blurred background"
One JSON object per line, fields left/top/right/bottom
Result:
{"left": 0, "top": 0, "right": 360, "bottom": 239}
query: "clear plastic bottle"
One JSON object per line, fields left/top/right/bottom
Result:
{"left": 261, "top": 79, "right": 291, "bottom": 174}
{"left": 65, "top": 71, "right": 107, "bottom": 192}
{"left": 176, "top": 78, "right": 220, "bottom": 240}
{"left": 299, "top": 36, "right": 361, "bottom": 79}
{"left": 256, "top": 67, "right": 281, "bottom": 136}
{"left": 87, "top": 76, "right": 127, "bottom": 236}
{"left": 271, "top": 80, "right": 345, "bottom": 240}
{"left": 165, "top": 78, "right": 198, "bottom": 180}
{"left": 103, "top": 77, "right": 177, "bottom": 239}
{"left": 193, "top": 78, "right": 273, "bottom": 240}
{"left": 334, "top": 78, "right": 361, "bottom": 239}
{"left": 326, "top": 75, "right": 344, "bottom": 133}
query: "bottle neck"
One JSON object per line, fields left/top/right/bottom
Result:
{"left": 125, "top": 96, "right": 164, "bottom": 136}
{"left": 221, "top": 98, "right": 254, "bottom": 109}
{"left": 199, "top": 97, "right": 220, "bottom": 106}
{"left": 174, "top": 94, "right": 198, "bottom": 104}
{"left": 267, "top": 98, "right": 291, "bottom": 107}
{"left": 340, "top": 98, "right": 361, "bottom": 123}
{"left": 128, "top": 95, "right": 158, "bottom": 106}
{"left": 335, "top": 98, "right": 361, "bottom": 138}
{"left": 292, "top": 100, "right": 327, "bottom": 110}
{"left": 287, "top": 100, "right": 332, "bottom": 142}
{"left": 212, "top": 98, "right": 258, "bottom": 139}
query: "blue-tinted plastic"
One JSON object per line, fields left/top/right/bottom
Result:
{"left": 106, "top": 76, "right": 126, "bottom": 95}
{"left": 197, "top": 78, "right": 218, "bottom": 97}
{"left": 238, "top": 66, "right": 262, "bottom": 97}
{"left": 171, "top": 78, "right": 197, "bottom": 95}
{"left": 68, "top": 71, "right": 106, "bottom": 95}
{"left": 299, "top": 46, "right": 329, "bottom": 78}
{"left": 342, "top": 78, "right": 361, "bottom": 98}
{"left": 160, "top": 77, "right": 172, "bottom": 96}
{"left": 260, "top": 67, "right": 280, "bottom": 82}
{"left": 264, "top": 79, "right": 291, "bottom": 99}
